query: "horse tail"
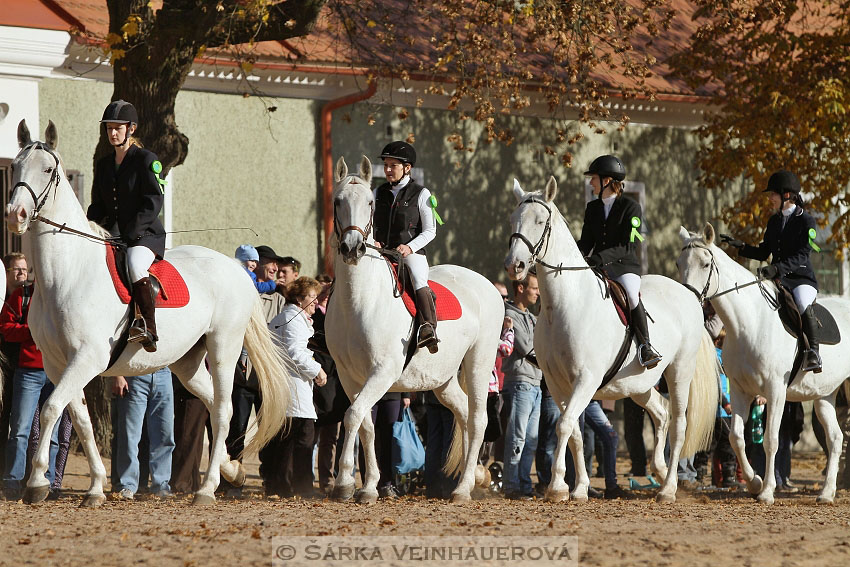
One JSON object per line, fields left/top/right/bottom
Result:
{"left": 241, "top": 299, "right": 291, "bottom": 456}
{"left": 441, "top": 369, "right": 469, "bottom": 478}
{"left": 681, "top": 329, "right": 720, "bottom": 457}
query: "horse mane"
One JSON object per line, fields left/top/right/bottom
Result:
{"left": 88, "top": 221, "right": 111, "bottom": 239}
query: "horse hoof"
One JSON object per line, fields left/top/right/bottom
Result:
{"left": 816, "top": 495, "right": 835, "bottom": 504}
{"left": 569, "top": 490, "right": 588, "bottom": 502}
{"left": 655, "top": 492, "right": 676, "bottom": 503}
{"left": 450, "top": 492, "right": 472, "bottom": 503}
{"left": 545, "top": 490, "right": 569, "bottom": 503}
{"left": 355, "top": 490, "right": 378, "bottom": 504}
{"left": 23, "top": 485, "right": 50, "bottom": 504}
{"left": 192, "top": 493, "right": 216, "bottom": 506}
{"left": 756, "top": 492, "right": 774, "bottom": 505}
{"left": 227, "top": 461, "right": 246, "bottom": 487}
{"left": 332, "top": 484, "right": 355, "bottom": 501}
{"left": 747, "top": 475, "right": 763, "bottom": 495}
{"left": 80, "top": 493, "right": 106, "bottom": 508}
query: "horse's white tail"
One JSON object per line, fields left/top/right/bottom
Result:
{"left": 241, "top": 300, "right": 292, "bottom": 456}
{"left": 442, "top": 372, "right": 467, "bottom": 478}
{"left": 681, "top": 330, "right": 720, "bottom": 457}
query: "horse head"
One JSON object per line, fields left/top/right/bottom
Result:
{"left": 333, "top": 155, "right": 373, "bottom": 264}
{"left": 6, "top": 119, "right": 61, "bottom": 235}
{"left": 504, "top": 176, "right": 558, "bottom": 281}
{"left": 677, "top": 223, "right": 723, "bottom": 301}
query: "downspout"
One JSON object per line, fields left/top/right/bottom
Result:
{"left": 321, "top": 79, "right": 377, "bottom": 275}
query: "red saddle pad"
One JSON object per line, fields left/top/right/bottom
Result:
{"left": 105, "top": 244, "right": 190, "bottom": 308}
{"left": 390, "top": 262, "right": 462, "bottom": 321}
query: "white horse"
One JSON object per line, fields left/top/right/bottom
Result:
{"left": 678, "top": 224, "right": 850, "bottom": 503}
{"left": 326, "top": 156, "right": 503, "bottom": 502}
{"left": 6, "top": 120, "right": 291, "bottom": 506}
{"left": 504, "top": 178, "right": 719, "bottom": 502}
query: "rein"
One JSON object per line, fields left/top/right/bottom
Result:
{"left": 681, "top": 242, "right": 778, "bottom": 308}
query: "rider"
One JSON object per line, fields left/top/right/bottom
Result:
{"left": 372, "top": 141, "right": 440, "bottom": 353}
{"left": 720, "top": 171, "right": 821, "bottom": 373}
{"left": 87, "top": 100, "right": 166, "bottom": 353}
{"left": 577, "top": 155, "right": 661, "bottom": 368}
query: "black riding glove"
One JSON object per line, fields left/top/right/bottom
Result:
{"left": 759, "top": 265, "right": 779, "bottom": 279}
{"left": 586, "top": 254, "right": 602, "bottom": 268}
{"left": 718, "top": 234, "right": 745, "bottom": 249}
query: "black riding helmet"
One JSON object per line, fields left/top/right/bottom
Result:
{"left": 379, "top": 141, "right": 416, "bottom": 166}
{"left": 763, "top": 170, "right": 801, "bottom": 194}
{"left": 100, "top": 100, "right": 138, "bottom": 125}
{"left": 584, "top": 155, "right": 626, "bottom": 181}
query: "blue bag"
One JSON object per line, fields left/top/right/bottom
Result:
{"left": 391, "top": 408, "right": 425, "bottom": 475}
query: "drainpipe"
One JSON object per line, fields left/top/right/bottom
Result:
{"left": 321, "top": 79, "right": 377, "bottom": 275}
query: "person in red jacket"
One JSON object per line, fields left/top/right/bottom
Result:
{"left": 0, "top": 281, "right": 61, "bottom": 501}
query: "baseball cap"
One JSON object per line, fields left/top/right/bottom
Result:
{"left": 235, "top": 244, "right": 259, "bottom": 263}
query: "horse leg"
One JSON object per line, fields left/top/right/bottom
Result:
{"left": 355, "top": 405, "right": 380, "bottom": 503}
{"left": 65, "top": 393, "right": 108, "bottom": 507}
{"left": 631, "top": 388, "right": 669, "bottom": 483}
{"left": 333, "top": 375, "right": 390, "bottom": 502}
{"left": 24, "top": 371, "right": 85, "bottom": 504}
{"left": 433, "top": 377, "right": 475, "bottom": 502}
{"left": 549, "top": 380, "right": 593, "bottom": 502}
{"left": 813, "top": 395, "right": 842, "bottom": 503}
{"left": 758, "top": 386, "right": 785, "bottom": 505}
{"left": 656, "top": 377, "right": 689, "bottom": 503}
{"left": 727, "top": 381, "right": 760, "bottom": 494}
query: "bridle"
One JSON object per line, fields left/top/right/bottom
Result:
{"left": 11, "top": 142, "right": 61, "bottom": 222}
{"left": 11, "top": 142, "right": 118, "bottom": 246}
{"left": 680, "top": 241, "right": 775, "bottom": 307}
{"left": 332, "top": 179, "right": 374, "bottom": 244}
{"left": 508, "top": 196, "right": 602, "bottom": 273}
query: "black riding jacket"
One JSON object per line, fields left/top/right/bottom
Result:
{"left": 576, "top": 195, "right": 642, "bottom": 279}
{"left": 740, "top": 207, "right": 818, "bottom": 291}
{"left": 373, "top": 180, "right": 427, "bottom": 254}
{"left": 87, "top": 144, "right": 166, "bottom": 258}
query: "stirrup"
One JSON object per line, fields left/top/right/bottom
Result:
{"left": 417, "top": 324, "right": 439, "bottom": 354}
{"left": 128, "top": 319, "right": 157, "bottom": 352}
{"left": 802, "top": 349, "right": 822, "bottom": 373}
{"left": 638, "top": 344, "right": 661, "bottom": 369}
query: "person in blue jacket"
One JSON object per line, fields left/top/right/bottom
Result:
{"left": 721, "top": 170, "right": 822, "bottom": 372}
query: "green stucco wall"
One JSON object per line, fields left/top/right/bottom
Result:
{"left": 331, "top": 103, "right": 748, "bottom": 285}
{"left": 38, "top": 78, "right": 322, "bottom": 276}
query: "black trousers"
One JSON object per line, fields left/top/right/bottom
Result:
{"left": 260, "top": 417, "right": 315, "bottom": 497}
{"left": 358, "top": 399, "right": 402, "bottom": 488}
{"left": 623, "top": 397, "right": 647, "bottom": 476}
{"left": 226, "top": 383, "right": 261, "bottom": 460}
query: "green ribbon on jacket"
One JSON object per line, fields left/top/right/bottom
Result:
{"left": 429, "top": 195, "right": 444, "bottom": 226}
{"left": 629, "top": 216, "right": 645, "bottom": 243}
{"left": 808, "top": 228, "right": 821, "bottom": 252}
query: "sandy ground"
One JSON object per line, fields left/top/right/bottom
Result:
{"left": 1, "top": 452, "right": 849, "bottom": 567}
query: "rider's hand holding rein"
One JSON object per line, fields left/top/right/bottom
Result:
{"left": 314, "top": 368, "right": 327, "bottom": 387}
{"left": 396, "top": 244, "right": 413, "bottom": 258}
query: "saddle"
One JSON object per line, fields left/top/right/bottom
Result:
{"left": 599, "top": 277, "right": 637, "bottom": 390}
{"left": 105, "top": 244, "right": 190, "bottom": 308}
{"left": 776, "top": 284, "right": 840, "bottom": 383}
{"left": 387, "top": 261, "right": 462, "bottom": 322}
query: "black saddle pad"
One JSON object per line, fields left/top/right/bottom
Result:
{"left": 778, "top": 288, "right": 840, "bottom": 345}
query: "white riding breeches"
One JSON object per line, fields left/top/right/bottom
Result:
{"left": 127, "top": 245, "right": 156, "bottom": 282}
{"left": 614, "top": 273, "right": 641, "bottom": 310}
{"left": 403, "top": 253, "right": 429, "bottom": 290}
{"left": 792, "top": 284, "right": 818, "bottom": 313}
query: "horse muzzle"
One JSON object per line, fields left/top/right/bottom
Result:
{"left": 504, "top": 259, "right": 528, "bottom": 281}
{"left": 339, "top": 234, "right": 366, "bottom": 265}
{"left": 5, "top": 204, "right": 29, "bottom": 234}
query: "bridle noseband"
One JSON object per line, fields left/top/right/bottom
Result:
{"left": 11, "top": 142, "right": 61, "bottom": 222}
{"left": 332, "top": 179, "right": 374, "bottom": 245}
{"left": 680, "top": 242, "right": 719, "bottom": 303}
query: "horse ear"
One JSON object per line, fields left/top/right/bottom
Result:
{"left": 359, "top": 155, "right": 372, "bottom": 185}
{"left": 334, "top": 156, "right": 348, "bottom": 183}
{"left": 544, "top": 176, "right": 558, "bottom": 202}
{"left": 17, "top": 119, "right": 32, "bottom": 148}
{"left": 704, "top": 223, "right": 716, "bottom": 244}
{"left": 678, "top": 226, "right": 690, "bottom": 242}
{"left": 512, "top": 178, "right": 525, "bottom": 203}
{"left": 45, "top": 120, "right": 58, "bottom": 150}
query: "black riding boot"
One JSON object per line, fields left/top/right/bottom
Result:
{"left": 801, "top": 306, "right": 822, "bottom": 373}
{"left": 414, "top": 287, "right": 439, "bottom": 354}
{"left": 631, "top": 302, "right": 661, "bottom": 369}
{"left": 129, "top": 277, "right": 158, "bottom": 353}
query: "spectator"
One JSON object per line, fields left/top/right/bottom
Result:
{"left": 277, "top": 256, "right": 301, "bottom": 287}
{"left": 359, "top": 392, "right": 412, "bottom": 499}
{"left": 501, "top": 272, "right": 542, "bottom": 500}
{"left": 585, "top": 400, "right": 633, "bottom": 499}
{"left": 236, "top": 244, "right": 279, "bottom": 294}
{"left": 0, "top": 253, "right": 29, "bottom": 479}
{"left": 482, "top": 310, "right": 513, "bottom": 467}
{"left": 266, "top": 277, "right": 327, "bottom": 497}
{"left": 1, "top": 274, "right": 61, "bottom": 501}
{"left": 111, "top": 368, "right": 175, "bottom": 499}
{"left": 170, "top": 374, "right": 209, "bottom": 494}
{"left": 423, "top": 391, "right": 457, "bottom": 499}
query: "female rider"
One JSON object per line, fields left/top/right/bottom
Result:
{"left": 720, "top": 170, "right": 821, "bottom": 372}
{"left": 577, "top": 155, "right": 661, "bottom": 368}
{"left": 87, "top": 100, "right": 166, "bottom": 353}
